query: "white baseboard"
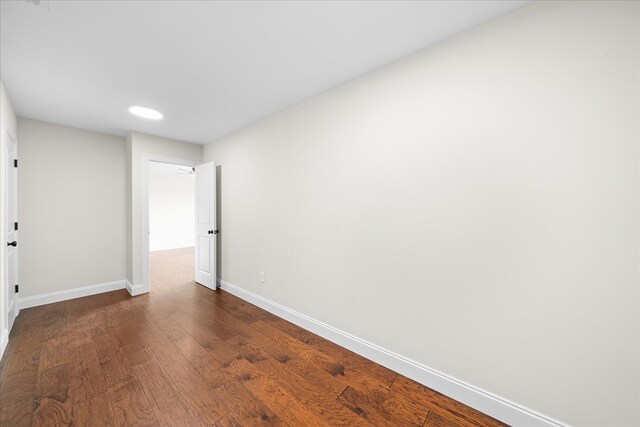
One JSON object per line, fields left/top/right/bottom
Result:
{"left": 217, "top": 278, "right": 567, "bottom": 427}
{"left": 126, "top": 281, "right": 149, "bottom": 296}
{"left": 18, "top": 280, "right": 127, "bottom": 309}
{"left": 0, "top": 328, "right": 8, "bottom": 362}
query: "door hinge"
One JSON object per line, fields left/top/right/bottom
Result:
{"left": 14, "top": 285, "right": 19, "bottom": 293}
{"left": 14, "top": 222, "right": 18, "bottom": 231}
{"left": 13, "top": 159, "right": 17, "bottom": 168}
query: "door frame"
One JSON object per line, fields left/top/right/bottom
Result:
{"left": 141, "top": 154, "right": 199, "bottom": 293}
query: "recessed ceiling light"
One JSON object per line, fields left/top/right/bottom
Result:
{"left": 129, "top": 106, "right": 163, "bottom": 120}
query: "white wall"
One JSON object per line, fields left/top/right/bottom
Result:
{"left": 125, "top": 132, "right": 202, "bottom": 288}
{"left": 0, "top": 80, "right": 17, "bottom": 358}
{"left": 204, "top": 2, "right": 640, "bottom": 426}
{"left": 149, "top": 162, "right": 195, "bottom": 251}
{"left": 17, "top": 119, "right": 126, "bottom": 299}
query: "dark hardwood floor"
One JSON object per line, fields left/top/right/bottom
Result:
{"left": 0, "top": 247, "right": 507, "bottom": 426}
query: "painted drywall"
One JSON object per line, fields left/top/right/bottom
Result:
{"left": 125, "top": 132, "right": 202, "bottom": 288}
{"left": 204, "top": 2, "right": 640, "bottom": 426}
{"left": 0, "top": 80, "right": 17, "bottom": 357}
{"left": 149, "top": 162, "right": 195, "bottom": 251}
{"left": 17, "top": 119, "right": 126, "bottom": 298}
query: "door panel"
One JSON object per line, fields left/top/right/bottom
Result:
{"left": 197, "top": 236, "right": 210, "bottom": 273}
{"left": 195, "top": 161, "right": 216, "bottom": 289}
{"left": 5, "top": 131, "right": 17, "bottom": 330}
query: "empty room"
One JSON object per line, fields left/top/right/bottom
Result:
{"left": 0, "top": 1, "right": 638, "bottom": 426}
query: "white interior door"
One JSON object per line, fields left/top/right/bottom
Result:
{"left": 194, "top": 161, "right": 216, "bottom": 289}
{"left": 5, "top": 132, "right": 18, "bottom": 330}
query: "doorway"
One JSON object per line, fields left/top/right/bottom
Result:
{"left": 148, "top": 161, "right": 196, "bottom": 291}
{"left": 142, "top": 156, "right": 217, "bottom": 293}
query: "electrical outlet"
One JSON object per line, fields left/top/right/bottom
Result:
{"left": 260, "top": 272, "right": 265, "bottom": 283}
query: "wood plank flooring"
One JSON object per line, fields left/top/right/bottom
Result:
{"left": 0, "top": 247, "right": 508, "bottom": 426}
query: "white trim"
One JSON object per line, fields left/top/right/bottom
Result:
{"left": 18, "top": 280, "right": 127, "bottom": 309}
{"left": 218, "top": 278, "right": 569, "bottom": 427}
{"left": 0, "top": 328, "right": 8, "bottom": 362}
{"left": 125, "top": 280, "right": 149, "bottom": 296}
{"left": 141, "top": 155, "right": 199, "bottom": 294}
{"left": 7, "top": 298, "right": 16, "bottom": 330}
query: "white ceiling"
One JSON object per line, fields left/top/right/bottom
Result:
{"left": 1, "top": 0, "right": 527, "bottom": 144}
{"left": 150, "top": 161, "right": 194, "bottom": 177}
